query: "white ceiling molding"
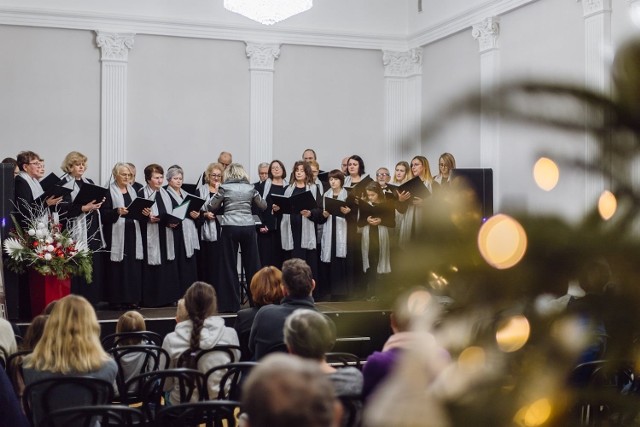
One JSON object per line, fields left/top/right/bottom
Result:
{"left": 408, "top": 0, "right": 540, "bottom": 48}
{"left": 0, "top": 1, "right": 540, "bottom": 51}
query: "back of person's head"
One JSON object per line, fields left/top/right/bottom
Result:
{"left": 250, "top": 266, "right": 284, "bottom": 307}
{"left": 175, "top": 298, "right": 188, "bottom": 323}
{"left": 21, "top": 315, "right": 48, "bottom": 351}
{"left": 223, "top": 163, "right": 249, "bottom": 182}
{"left": 391, "top": 287, "right": 433, "bottom": 333}
{"left": 25, "top": 295, "right": 109, "bottom": 373}
{"left": 281, "top": 258, "right": 314, "bottom": 298}
{"left": 243, "top": 353, "right": 339, "bottom": 427}
{"left": 178, "top": 282, "right": 217, "bottom": 368}
{"left": 284, "top": 310, "right": 336, "bottom": 360}
{"left": 43, "top": 300, "right": 57, "bottom": 315}
{"left": 115, "top": 311, "right": 146, "bottom": 346}
{"left": 578, "top": 258, "right": 612, "bottom": 294}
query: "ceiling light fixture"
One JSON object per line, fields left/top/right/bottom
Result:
{"left": 223, "top": 0, "right": 313, "bottom": 25}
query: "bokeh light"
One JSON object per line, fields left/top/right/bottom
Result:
{"left": 458, "top": 346, "right": 486, "bottom": 370}
{"left": 598, "top": 190, "right": 617, "bottom": 220}
{"left": 478, "top": 214, "right": 528, "bottom": 269}
{"left": 514, "top": 398, "right": 552, "bottom": 427}
{"left": 533, "top": 157, "right": 559, "bottom": 191}
{"left": 496, "top": 315, "right": 530, "bottom": 352}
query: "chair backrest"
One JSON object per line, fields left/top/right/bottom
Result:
{"left": 203, "top": 362, "right": 258, "bottom": 401}
{"left": 326, "top": 352, "right": 362, "bottom": 370}
{"left": 36, "top": 404, "right": 145, "bottom": 427}
{"left": 339, "top": 395, "right": 363, "bottom": 427}
{"left": 108, "top": 344, "right": 170, "bottom": 404}
{"left": 101, "top": 331, "right": 163, "bottom": 350}
{"left": 6, "top": 350, "right": 32, "bottom": 397}
{"left": 128, "top": 368, "right": 205, "bottom": 422}
{"left": 193, "top": 345, "right": 242, "bottom": 367}
{"left": 156, "top": 400, "right": 241, "bottom": 427}
{"left": 23, "top": 376, "right": 114, "bottom": 427}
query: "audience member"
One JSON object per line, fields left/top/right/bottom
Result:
{"left": 175, "top": 298, "right": 188, "bottom": 323}
{"left": 9, "top": 315, "right": 48, "bottom": 400}
{"left": 249, "top": 258, "right": 317, "bottom": 360}
{"left": 22, "top": 295, "right": 118, "bottom": 427}
{"left": 241, "top": 353, "right": 342, "bottom": 427}
{"left": 113, "top": 310, "right": 149, "bottom": 393}
{"left": 0, "top": 368, "right": 29, "bottom": 427}
{"left": 284, "top": 309, "right": 363, "bottom": 400}
{"left": 0, "top": 317, "right": 17, "bottom": 363}
{"left": 235, "top": 266, "right": 284, "bottom": 360}
{"left": 162, "top": 281, "right": 239, "bottom": 403}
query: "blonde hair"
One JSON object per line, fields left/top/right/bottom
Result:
{"left": 223, "top": 163, "right": 249, "bottom": 182}
{"left": 176, "top": 298, "right": 188, "bottom": 323}
{"left": 116, "top": 311, "right": 146, "bottom": 346}
{"left": 24, "top": 295, "right": 110, "bottom": 374}
{"left": 412, "top": 156, "right": 434, "bottom": 183}
{"left": 61, "top": 151, "right": 88, "bottom": 174}
{"left": 205, "top": 163, "right": 224, "bottom": 185}
{"left": 393, "top": 161, "right": 411, "bottom": 184}
{"left": 112, "top": 162, "right": 133, "bottom": 179}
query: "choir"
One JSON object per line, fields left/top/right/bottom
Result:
{"left": 6, "top": 149, "right": 457, "bottom": 310}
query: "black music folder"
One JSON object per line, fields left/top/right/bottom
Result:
{"left": 345, "top": 175, "right": 374, "bottom": 197}
{"left": 323, "top": 196, "right": 348, "bottom": 217}
{"left": 37, "top": 174, "right": 73, "bottom": 200}
{"left": 271, "top": 191, "right": 317, "bottom": 215}
{"left": 397, "top": 176, "right": 430, "bottom": 199}
{"left": 182, "top": 183, "right": 198, "bottom": 195}
{"left": 162, "top": 201, "right": 191, "bottom": 226}
{"left": 183, "top": 194, "right": 206, "bottom": 213}
{"left": 72, "top": 182, "right": 109, "bottom": 206}
{"left": 126, "top": 197, "right": 155, "bottom": 222}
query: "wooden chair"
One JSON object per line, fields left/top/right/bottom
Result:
{"left": 193, "top": 344, "right": 242, "bottom": 366}
{"left": 156, "top": 400, "right": 241, "bottom": 427}
{"left": 203, "top": 361, "right": 258, "bottom": 401}
{"left": 128, "top": 368, "right": 205, "bottom": 423}
{"left": 101, "top": 331, "right": 163, "bottom": 350}
{"left": 36, "top": 404, "right": 145, "bottom": 427}
{"left": 108, "top": 344, "right": 170, "bottom": 404}
{"left": 22, "top": 376, "right": 114, "bottom": 427}
{"left": 326, "top": 352, "right": 362, "bottom": 370}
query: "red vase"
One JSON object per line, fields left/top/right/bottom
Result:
{"left": 28, "top": 270, "right": 71, "bottom": 317}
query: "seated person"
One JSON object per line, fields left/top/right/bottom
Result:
{"left": 112, "top": 311, "right": 149, "bottom": 395}
{"left": 241, "top": 353, "right": 342, "bottom": 427}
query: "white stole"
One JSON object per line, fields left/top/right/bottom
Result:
{"left": 280, "top": 184, "right": 318, "bottom": 251}
{"left": 166, "top": 186, "right": 200, "bottom": 258}
{"left": 362, "top": 223, "right": 391, "bottom": 274}
{"left": 18, "top": 171, "right": 44, "bottom": 199}
{"left": 66, "top": 177, "right": 106, "bottom": 249}
{"left": 142, "top": 185, "right": 175, "bottom": 265}
{"left": 320, "top": 188, "right": 347, "bottom": 262}
{"left": 198, "top": 186, "right": 218, "bottom": 242}
{"left": 260, "top": 178, "right": 288, "bottom": 200}
{"left": 109, "top": 183, "right": 143, "bottom": 262}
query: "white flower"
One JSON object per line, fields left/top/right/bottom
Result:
{"left": 45, "top": 237, "right": 53, "bottom": 244}
{"left": 27, "top": 229, "right": 36, "bottom": 236}
{"left": 3, "top": 238, "right": 25, "bottom": 255}
{"left": 37, "top": 222, "right": 46, "bottom": 229}
{"left": 44, "top": 253, "right": 52, "bottom": 261}
{"left": 35, "top": 229, "right": 45, "bottom": 239}
{"left": 46, "top": 245, "right": 55, "bottom": 252}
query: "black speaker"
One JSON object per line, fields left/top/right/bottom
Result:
{"left": 0, "top": 163, "right": 14, "bottom": 241}
{"left": 450, "top": 168, "right": 494, "bottom": 220}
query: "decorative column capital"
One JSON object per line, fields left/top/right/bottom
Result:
{"left": 95, "top": 31, "right": 135, "bottom": 62}
{"left": 472, "top": 17, "right": 500, "bottom": 53}
{"left": 382, "top": 49, "right": 423, "bottom": 78}
{"left": 581, "top": 0, "right": 612, "bottom": 17}
{"left": 246, "top": 43, "right": 281, "bottom": 71}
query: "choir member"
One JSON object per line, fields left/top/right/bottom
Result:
{"left": 138, "top": 164, "right": 180, "bottom": 307}
{"left": 59, "top": 151, "right": 106, "bottom": 305}
{"left": 256, "top": 160, "right": 287, "bottom": 269}
{"left": 14, "top": 151, "right": 62, "bottom": 227}
{"left": 196, "top": 163, "right": 223, "bottom": 290}
{"left": 433, "top": 152, "right": 456, "bottom": 185}
{"left": 102, "top": 162, "right": 144, "bottom": 308}
{"left": 344, "top": 154, "right": 368, "bottom": 298}
{"left": 397, "top": 155, "right": 437, "bottom": 244}
{"left": 392, "top": 161, "right": 410, "bottom": 185}
{"left": 165, "top": 165, "right": 200, "bottom": 295}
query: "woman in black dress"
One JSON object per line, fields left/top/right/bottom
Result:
{"left": 138, "top": 163, "right": 180, "bottom": 307}
{"left": 256, "top": 160, "right": 287, "bottom": 269}
{"left": 196, "top": 163, "right": 223, "bottom": 290}
{"left": 101, "top": 162, "right": 144, "bottom": 308}
{"left": 58, "top": 151, "right": 106, "bottom": 305}
{"left": 165, "top": 165, "right": 200, "bottom": 295}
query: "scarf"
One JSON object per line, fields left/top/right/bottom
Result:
{"left": 260, "top": 178, "right": 288, "bottom": 200}
{"left": 142, "top": 185, "right": 175, "bottom": 265}
{"left": 280, "top": 184, "right": 317, "bottom": 251}
{"left": 320, "top": 188, "right": 347, "bottom": 262}
{"left": 314, "top": 178, "right": 325, "bottom": 195}
{"left": 109, "top": 183, "right": 143, "bottom": 262}
{"left": 398, "top": 180, "right": 432, "bottom": 245}
{"left": 18, "top": 171, "right": 44, "bottom": 199}
{"left": 361, "top": 220, "right": 391, "bottom": 274}
{"left": 67, "top": 177, "right": 106, "bottom": 249}
{"left": 166, "top": 186, "right": 200, "bottom": 257}
{"left": 198, "top": 185, "right": 218, "bottom": 242}
{"left": 344, "top": 174, "right": 369, "bottom": 187}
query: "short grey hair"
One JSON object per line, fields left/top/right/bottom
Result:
{"left": 166, "top": 164, "right": 183, "bottom": 181}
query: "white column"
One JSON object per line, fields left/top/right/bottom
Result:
{"left": 472, "top": 17, "right": 501, "bottom": 210}
{"left": 382, "top": 49, "right": 422, "bottom": 167}
{"left": 246, "top": 42, "right": 280, "bottom": 182}
{"left": 582, "top": 0, "right": 612, "bottom": 212}
{"left": 96, "top": 31, "right": 135, "bottom": 186}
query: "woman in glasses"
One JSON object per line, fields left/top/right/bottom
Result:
{"left": 256, "top": 160, "right": 288, "bottom": 269}
{"left": 14, "top": 151, "right": 63, "bottom": 228}
{"left": 433, "top": 152, "right": 456, "bottom": 185}
{"left": 196, "top": 162, "right": 224, "bottom": 291}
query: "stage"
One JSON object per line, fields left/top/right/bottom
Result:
{"left": 17, "top": 300, "right": 393, "bottom": 359}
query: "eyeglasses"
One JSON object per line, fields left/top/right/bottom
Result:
{"left": 376, "top": 173, "right": 390, "bottom": 176}
{"left": 118, "top": 173, "right": 133, "bottom": 178}
{"left": 209, "top": 173, "right": 222, "bottom": 178}
{"left": 29, "top": 161, "right": 44, "bottom": 167}
{"left": 439, "top": 163, "right": 447, "bottom": 167}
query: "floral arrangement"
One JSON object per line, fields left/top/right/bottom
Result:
{"left": 3, "top": 204, "right": 93, "bottom": 282}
